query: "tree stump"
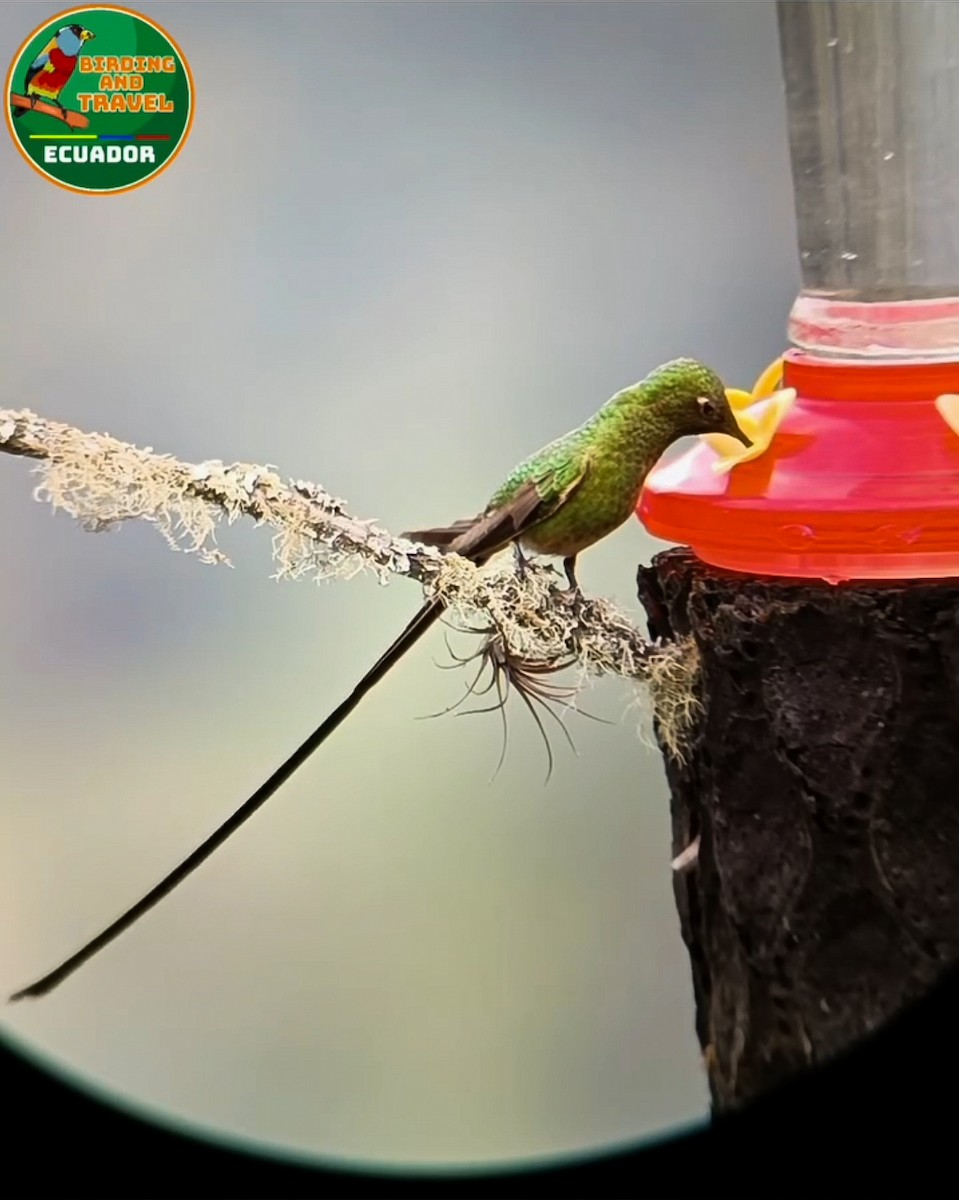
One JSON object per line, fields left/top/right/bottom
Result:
{"left": 638, "top": 547, "right": 959, "bottom": 1111}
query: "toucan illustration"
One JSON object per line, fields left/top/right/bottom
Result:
{"left": 12, "top": 24, "right": 95, "bottom": 121}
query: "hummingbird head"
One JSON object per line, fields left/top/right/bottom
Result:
{"left": 647, "top": 358, "right": 751, "bottom": 447}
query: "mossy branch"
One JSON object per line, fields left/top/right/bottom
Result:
{"left": 0, "top": 407, "right": 701, "bottom": 757}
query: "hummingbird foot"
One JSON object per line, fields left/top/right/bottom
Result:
{"left": 556, "top": 575, "right": 587, "bottom": 623}
{"left": 513, "top": 542, "right": 531, "bottom": 582}
{"left": 559, "top": 555, "right": 588, "bottom": 618}
{"left": 565, "top": 588, "right": 587, "bottom": 621}
{"left": 562, "top": 555, "right": 579, "bottom": 592}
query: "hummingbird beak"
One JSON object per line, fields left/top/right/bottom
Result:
{"left": 728, "top": 412, "right": 752, "bottom": 447}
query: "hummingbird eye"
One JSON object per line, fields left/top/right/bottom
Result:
{"left": 697, "top": 396, "right": 718, "bottom": 419}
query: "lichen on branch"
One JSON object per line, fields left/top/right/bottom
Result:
{"left": 0, "top": 406, "right": 701, "bottom": 757}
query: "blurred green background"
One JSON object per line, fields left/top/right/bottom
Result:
{"left": 0, "top": 0, "right": 797, "bottom": 1171}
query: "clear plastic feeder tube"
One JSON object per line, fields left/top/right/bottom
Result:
{"left": 777, "top": 0, "right": 959, "bottom": 356}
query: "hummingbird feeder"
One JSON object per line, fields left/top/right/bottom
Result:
{"left": 636, "top": 0, "right": 959, "bottom": 584}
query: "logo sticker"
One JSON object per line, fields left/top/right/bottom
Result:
{"left": 5, "top": 5, "right": 194, "bottom": 194}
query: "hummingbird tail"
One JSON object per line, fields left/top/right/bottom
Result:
{"left": 11, "top": 479, "right": 554, "bottom": 1000}
{"left": 9, "top": 598, "right": 445, "bottom": 1001}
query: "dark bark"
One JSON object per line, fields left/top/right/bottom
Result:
{"left": 638, "top": 547, "right": 959, "bottom": 1111}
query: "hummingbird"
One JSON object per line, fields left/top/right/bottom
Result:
{"left": 11, "top": 357, "right": 748, "bottom": 1000}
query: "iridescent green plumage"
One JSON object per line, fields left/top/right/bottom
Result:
{"left": 10, "top": 358, "right": 749, "bottom": 1000}
{"left": 495, "top": 359, "right": 733, "bottom": 558}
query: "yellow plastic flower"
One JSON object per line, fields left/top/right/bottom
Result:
{"left": 703, "top": 356, "right": 796, "bottom": 474}
{"left": 935, "top": 393, "right": 959, "bottom": 436}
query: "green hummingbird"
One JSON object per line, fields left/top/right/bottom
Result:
{"left": 11, "top": 357, "right": 748, "bottom": 1000}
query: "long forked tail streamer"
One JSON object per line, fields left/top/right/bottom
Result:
{"left": 11, "top": 478, "right": 556, "bottom": 999}
{"left": 10, "top": 600, "right": 444, "bottom": 1001}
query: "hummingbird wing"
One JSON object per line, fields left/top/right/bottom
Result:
{"left": 403, "top": 500, "right": 540, "bottom": 558}
{"left": 402, "top": 519, "right": 475, "bottom": 550}
{"left": 405, "top": 458, "right": 590, "bottom": 562}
